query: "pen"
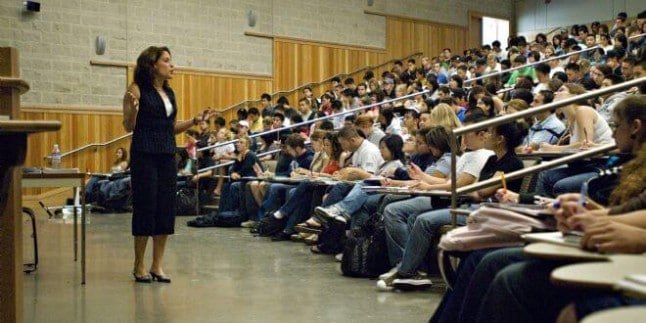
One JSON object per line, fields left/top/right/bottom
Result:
{"left": 501, "top": 172, "right": 507, "bottom": 193}
{"left": 578, "top": 182, "right": 588, "bottom": 207}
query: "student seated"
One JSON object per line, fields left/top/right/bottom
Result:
{"left": 378, "top": 118, "right": 525, "bottom": 291}
{"left": 111, "top": 147, "right": 130, "bottom": 173}
{"left": 430, "top": 95, "right": 646, "bottom": 323}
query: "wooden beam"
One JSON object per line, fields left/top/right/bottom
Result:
{"left": 244, "top": 31, "right": 387, "bottom": 52}
{"left": 90, "top": 60, "right": 272, "bottom": 80}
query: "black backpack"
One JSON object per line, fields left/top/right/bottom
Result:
{"left": 256, "top": 215, "right": 286, "bottom": 237}
{"left": 316, "top": 220, "right": 347, "bottom": 254}
{"left": 341, "top": 215, "right": 390, "bottom": 278}
{"left": 176, "top": 188, "right": 198, "bottom": 216}
{"left": 210, "top": 211, "right": 243, "bottom": 227}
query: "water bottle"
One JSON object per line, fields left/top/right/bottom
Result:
{"left": 51, "top": 144, "right": 61, "bottom": 169}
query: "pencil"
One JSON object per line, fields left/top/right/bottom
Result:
{"left": 501, "top": 172, "right": 507, "bottom": 193}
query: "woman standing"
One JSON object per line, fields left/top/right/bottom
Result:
{"left": 123, "top": 46, "right": 212, "bottom": 283}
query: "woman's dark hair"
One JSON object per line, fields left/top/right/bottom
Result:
{"left": 426, "top": 74, "right": 439, "bottom": 92}
{"left": 450, "top": 74, "right": 463, "bottom": 88}
{"left": 552, "top": 34, "right": 562, "bottom": 47}
{"left": 480, "top": 96, "right": 496, "bottom": 118}
{"left": 614, "top": 34, "right": 628, "bottom": 49}
{"left": 134, "top": 46, "right": 171, "bottom": 90}
{"left": 425, "top": 126, "right": 452, "bottom": 155}
{"left": 493, "top": 121, "right": 528, "bottom": 152}
{"left": 379, "top": 108, "right": 396, "bottom": 131}
{"left": 115, "top": 147, "right": 128, "bottom": 164}
{"left": 379, "top": 134, "right": 405, "bottom": 163}
{"left": 319, "top": 120, "right": 335, "bottom": 131}
{"left": 324, "top": 132, "right": 343, "bottom": 161}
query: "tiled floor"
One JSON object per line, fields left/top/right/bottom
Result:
{"left": 22, "top": 210, "right": 442, "bottom": 322}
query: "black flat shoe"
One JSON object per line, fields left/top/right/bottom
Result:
{"left": 133, "top": 272, "right": 152, "bottom": 283}
{"left": 149, "top": 271, "right": 171, "bottom": 283}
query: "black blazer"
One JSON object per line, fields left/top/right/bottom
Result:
{"left": 131, "top": 86, "right": 178, "bottom": 154}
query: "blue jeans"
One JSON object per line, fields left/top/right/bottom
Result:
{"left": 278, "top": 182, "right": 326, "bottom": 233}
{"left": 383, "top": 196, "right": 433, "bottom": 266}
{"left": 537, "top": 166, "right": 599, "bottom": 197}
{"left": 322, "top": 182, "right": 354, "bottom": 207}
{"left": 430, "top": 247, "right": 526, "bottom": 323}
{"left": 256, "top": 183, "right": 293, "bottom": 220}
{"left": 398, "top": 208, "right": 466, "bottom": 276}
{"left": 218, "top": 181, "right": 243, "bottom": 212}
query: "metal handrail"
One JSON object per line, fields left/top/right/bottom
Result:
{"left": 198, "top": 89, "right": 429, "bottom": 152}
{"left": 215, "top": 52, "right": 424, "bottom": 113}
{"left": 45, "top": 132, "right": 133, "bottom": 160}
{"left": 464, "top": 46, "right": 600, "bottom": 85}
{"left": 454, "top": 76, "right": 645, "bottom": 136}
{"left": 455, "top": 144, "right": 615, "bottom": 195}
{"left": 448, "top": 76, "right": 646, "bottom": 225}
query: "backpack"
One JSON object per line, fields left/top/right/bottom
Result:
{"left": 315, "top": 220, "right": 347, "bottom": 254}
{"left": 438, "top": 205, "right": 555, "bottom": 252}
{"left": 341, "top": 215, "right": 390, "bottom": 278}
{"left": 210, "top": 211, "right": 243, "bottom": 227}
{"left": 176, "top": 187, "right": 198, "bottom": 216}
{"left": 256, "top": 215, "right": 286, "bottom": 237}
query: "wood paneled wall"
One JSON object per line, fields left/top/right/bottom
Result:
{"left": 126, "top": 69, "right": 273, "bottom": 124}
{"left": 273, "top": 38, "right": 387, "bottom": 105}
{"left": 385, "top": 17, "right": 467, "bottom": 62}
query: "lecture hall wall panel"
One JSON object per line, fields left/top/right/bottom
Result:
{"left": 385, "top": 17, "right": 467, "bottom": 62}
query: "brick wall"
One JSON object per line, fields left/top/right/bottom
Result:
{"left": 0, "top": 0, "right": 512, "bottom": 107}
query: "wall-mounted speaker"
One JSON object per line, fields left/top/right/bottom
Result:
{"left": 95, "top": 36, "right": 106, "bottom": 55}
{"left": 367, "top": 0, "right": 374, "bottom": 6}
{"left": 23, "top": 1, "right": 41, "bottom": 12}
{"left": 247, "top": 10, "right": 257, "bottom": 27}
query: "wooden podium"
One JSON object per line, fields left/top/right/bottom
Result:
{"left": 0, "top": 47, "right": 61, "bottom": 323}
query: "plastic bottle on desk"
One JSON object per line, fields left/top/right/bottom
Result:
{"left": 51, "top": 144, "right": 61, "bottom": 169}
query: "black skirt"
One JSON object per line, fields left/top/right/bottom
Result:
{"left": 130, "top": 151, "right": 177, "bottom": 236}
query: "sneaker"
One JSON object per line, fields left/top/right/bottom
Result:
{"left": 379, "top": 266, "right": 399, "bottom": 280}
{"left": 335, "top": 253, "right": 343, "bottom": 262}
{"left": 376, "top": 272, "right": 401, "bottom": 291}
{"left": 240, "top": 220, "right": 257, "bottom": 228}
{"left": 314, "top": 205, "right": 341, "bottom": 220}
{"left": 392, "top": 274, "right": 433, "bottom": 291}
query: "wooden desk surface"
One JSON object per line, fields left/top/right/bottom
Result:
{"left": 524, "top": 242, "right": 609, "bottom": 262}
{"left": 581, "top": 306, "right": 646, "bottom": 323}
{"left": 0, "top": 76, "right": 30, "bottom": 94}
{"left": 23, "top": 172, "right": 86, "bottom": 179}
{"left": 551, "top": 255, "right": 646, "bottom": 291}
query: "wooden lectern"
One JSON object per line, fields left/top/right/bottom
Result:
{"left": 0, "top": 47, "right": 60, "bottom": 323}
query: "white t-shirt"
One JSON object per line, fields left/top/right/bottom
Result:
{"left": 375, "top": 160, "right": 404, "bottom": 177}
{"left": 425, "top": 153, "right": 452, "bottom": 176}
{"left": 212, "top": 143, "right": 235, "bottom": 158}
{"left": 350, "top": 139, "right": 384, "bottom": 174}
{"left": 455, "top": 149, "right": 496, "bottom": 179}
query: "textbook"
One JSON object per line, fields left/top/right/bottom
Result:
{"left": 521, "top": 231, "right": 582, "bottom": 247}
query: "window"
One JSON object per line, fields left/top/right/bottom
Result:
{"left": 482, "top": 16, "right": 510, "bottom": 48}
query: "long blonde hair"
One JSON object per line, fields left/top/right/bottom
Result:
{"left": 430, "top": 103, "right": 462, "bottom": 130}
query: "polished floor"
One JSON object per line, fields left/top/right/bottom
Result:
{"left": 22, "top": 209, "right": 442, "bottom": 323}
